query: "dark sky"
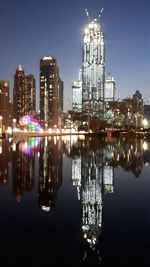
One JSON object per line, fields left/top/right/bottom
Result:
{"left": 0, "top": 0, "right": 150, "bottom": 110}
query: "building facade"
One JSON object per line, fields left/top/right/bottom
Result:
{"left": 25, "top": 75, "right": 36, "bottom": 116}
{"left": 72, "top": 81, "right": 82, "bottom": 112}
{"left": 82, "top": 19, "right": 105, "bottom": 119}
{"left": 13, "top": 65, "right": 36, "bottom": 123}
{"left": 58, "top": 76, "right": 64, "bottom": 128}
{"left": 0, "top": 80, "right": 10, "bottom": 131}
{"left": 132, "top": 90, "right": 144, "bottom": 115}
{"left": 105, "top": 73, "right": 115, "bottom": 102}
{"left": 40, "top": 56, "right": 63, "bottom": 128}
{"left": 13, "top": 65, "right": 25, "bottom": 121}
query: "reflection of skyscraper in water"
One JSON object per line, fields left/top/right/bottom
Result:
{"left": 71, "top": 138, "right": 114, "bottom": 264}
{"left": 103, "top": 165, "right": 114, "bottom": 193}
{"left": 38, "top": 137, "right": 63, "bottom": 212}
{"left": 12, "top": 144, "right": 35, "bottom": 202}
{"left": 72, "top": 156, "right": 81, "bottom": 200}
{"left": 81, "top": 146, "right": 103, "bottom": 264}
{"left": 0, "top": 140, "right": 10, "bottom": 184}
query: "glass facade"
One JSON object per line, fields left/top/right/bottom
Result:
{"left": 72, "top": 81, "right": 82, "bottom": 112}
{"left": 82, "top": 20, "right": 105, "bottom": 118}
{"left": 105, "top": 73, "right": 115, "bottom": 102}
{"left": 0, "top": 81, "right": 9, "bottom": 131}
{"left": 40, "top": 56, "right": 63, "bottom": 128}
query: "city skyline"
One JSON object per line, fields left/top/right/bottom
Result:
{"left": 0, "top": 0, "right": 150, "bottom": 110}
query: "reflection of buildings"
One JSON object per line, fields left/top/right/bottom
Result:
{"left": 110, "top": 138, "right": 145, "bottom": 177}
{"left": 0, "top": 140, "right": 11, "bottom": 184}
{"left": 81, "top": 139, "right": 114, "bottom": 263}
{"left": 12, "top": 143, "right": 35, "bottom": 202}
{"left": 72, "top": 156, "right": 81, "bottom": 200}
{"left": 71, "top": 137, "right": 150, "bottom": 263}
{"left": 38, "top": 137, "right": 63, "bottom": 212}
{"left": 71, "top": 137, "right": 114, "bottom": 263}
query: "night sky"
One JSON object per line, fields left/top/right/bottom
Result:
{"left": 0, "top": 0, "right": 150, "bottom": 110}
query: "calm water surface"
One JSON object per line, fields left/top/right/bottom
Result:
{"left": 0, "top": 135, "right": 150, "bottom": 266}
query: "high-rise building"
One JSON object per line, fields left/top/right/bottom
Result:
{"left": 13, "top": 65, "right": 36, "bottom": 123}
{"left": 13, "top": 65, "right": 25, "bottom": 121}
{"left": 72, "top": 69, "right": 82, "bottom": 113}
{"left": 105, "top": 73, "right": 115, "bottom": 102}
{"left": 25, "top": 75, "right": 36, "bottom": 116}
{"left": 40, "top": 56, "right": 63, "bottom": 128}
{"left": 82, "top": 19, "right": 105, "bottom": 119}
{"left": 72, "top": 81, "right": 82, "bottom": 112}
{"left": 132, "top": 90, "right": 143, "bottom": 114}
{"left": 132, "top": 90, "right": 144, "bottom": 128}
{"left": 0, "top": 80, "right": 10, "bottom": 131}
{"left": 58, "top": 76, "right": 64, "bottom": 128}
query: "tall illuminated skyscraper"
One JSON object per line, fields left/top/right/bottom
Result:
{"left": 40, "top": 56, "right": 63, "bottom": 128}
{"left": 13, "top": 65, "right": 36, "bottom": 122}
{"left": 0, "top": 81, "right": 9, "bottom": 131}
{"left": 82, "top": 18, "right": 105, "bottom": 119}
{"left": 25, "top": 75, "right": 36, "bottom": 116}
{"left": 13, "top": 65, "right": 25, "bottom": 121}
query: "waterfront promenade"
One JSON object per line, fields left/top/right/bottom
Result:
{"left": 11, "top": 128, "right": 150, "bottom": 140}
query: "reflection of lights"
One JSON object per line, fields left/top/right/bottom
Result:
{"left": 48, "top": 128, "right": 53, "bottom": 134}
{"left": 19, "top": 137, "right": 41, "bottom": 155}
{"left": 13, "top": 143, "right": 16, "bottom": 151}
{"left": 54, "top": 136, "right": 57, "bottom": 145}
{"left": 143, "top": 141, "right": 148, "bottom": 151}
{"left": 42, "top": 206, "right": 50, "bottom": 212}
{"left": 82, "top": 225, "right": 90, "bottom": 231}
{"left": 7, "top": 127, "right": 12, "bottom": 135}
{"left": 142, "top": 118, "right": 148, "bottom": 128}
{"left": 45, "top": 137, "right": 48, "bottom": 147}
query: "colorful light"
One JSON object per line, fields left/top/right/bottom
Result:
{"left": 19, "top": 114, "right": 41, "bottom": 131}
{"left": 19, "top": 137, "right": 41, "bottom": 155}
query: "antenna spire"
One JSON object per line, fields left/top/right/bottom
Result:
{"left": 98, "top": 7, "right": 104, "bottom": 20}
{"left": 85, "top": 8, "right": 90, "bottom": 21}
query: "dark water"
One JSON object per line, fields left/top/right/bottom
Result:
{"left": 0, "top": 135, "right": 150, "bottom": 266}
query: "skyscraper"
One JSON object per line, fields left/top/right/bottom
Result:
{"left": 13, "top": 65, "right": 25, "bottom": 121}
{"left": 40, "top": 56, "right": 63, "bottom": 128}
{"left": 0, "top": 80, "right": 10, "bottom": 131}
{"left": 25, "top": 75, "right": 36, "bottom": 116}
{"left": 13, "top": 65, "right": 36, "bottom": 122}
{"left": 105, "top": 73, "right": 115, "bottom": 102}
{"left": 72, "top": 81, "right": 82, "bottom": 113}
{"left": 72, "top": 69, "right": 82, "bottom": 113}
{"left": 58, "top": 77, "right": 64, "bottom": 128}
{"left": 82, "top": 18, "right": 105, "bottom": 119}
